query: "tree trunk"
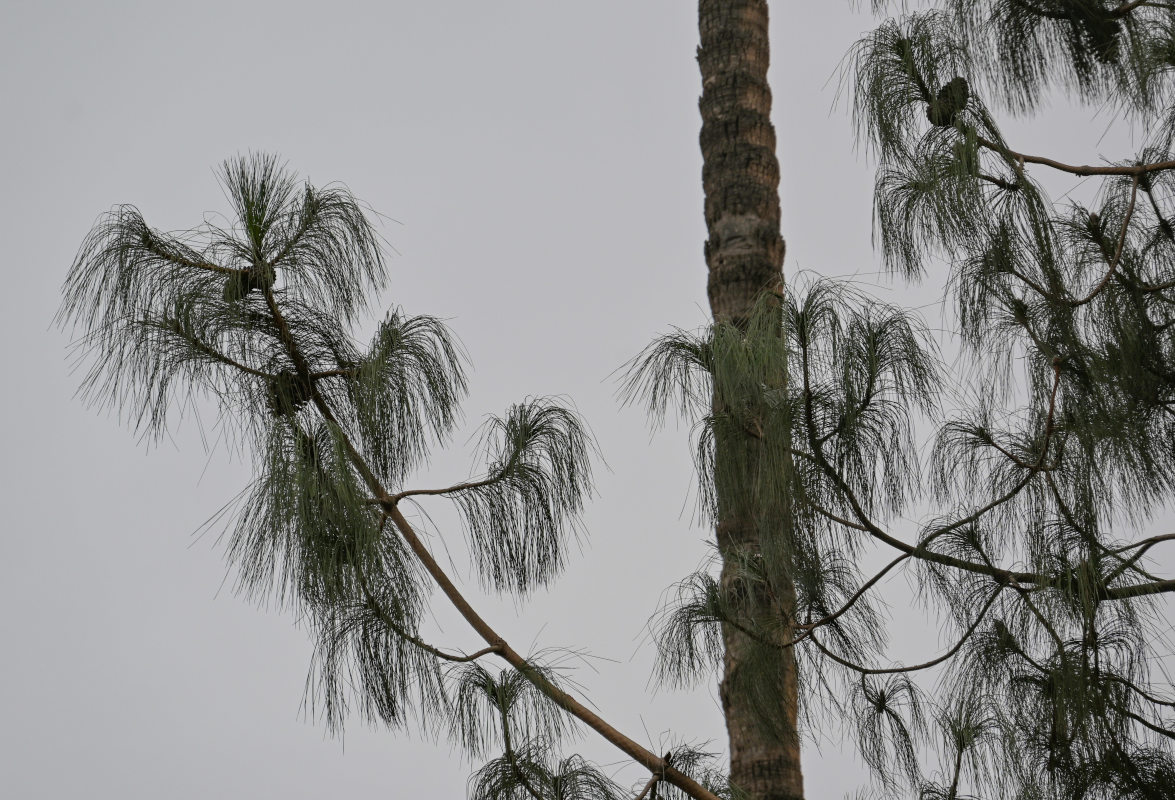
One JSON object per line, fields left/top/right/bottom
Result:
{"left": 698, "top": 3, "right": 803, "bottom": 800}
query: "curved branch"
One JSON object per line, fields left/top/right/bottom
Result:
{"left": 809, "top": 587, "right": 1002, "bottom": 675}
{"left": 1103, "top": 531, "right": 1173, "bottom": 584}
{"left": 796, "top": 553, "right": 909, "bottom": 632}
{"left": 1067, "top": 174, "right": 1141, "bottom": 307}
{"left": 1103, "top": 674, "right": 1175, "bottom": 710}
{"left": 1111, "top": 1, "right": 1157, "bottom": 13}
{"left": 1113, "top": 703, "right": 1175, "bottom": 740}
{"left": 797, "top": 325, "right": 1045, "bottom": 585}
{"left": 390, "top": 472, "right": 506, "bottom": 503}
{"left": 1109, "top": 532, "right": 1175, "bottom": 554}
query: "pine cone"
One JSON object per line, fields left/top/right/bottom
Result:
{"left": 927, "top": 77, "right": 969, "bottom": 127}
{"left": 267, "top": 369, "right": 314, "bottom": 416}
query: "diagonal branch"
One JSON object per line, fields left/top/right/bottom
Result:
{"left": 1113, "top": 703, "right": 1175, "bottom": 740}
{"left": 795, "top": 553, "right": 909, "bottom": 632}
{"left": 1109, "top": 532, "right": 1175, "bottom": 555}
{"left": 633, "top": 774, "right": 660, "bottom": 800}
{"left": 180, "top": 333, "right": 272, "bottom": 379}
{"left": 259, "top": 285, "right": 720, "bottom": 800}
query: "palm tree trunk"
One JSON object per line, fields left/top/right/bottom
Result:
{"left": 698, "top": 3, "right": 803, "bottom": 799}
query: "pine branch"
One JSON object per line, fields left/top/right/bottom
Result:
{"left": 977, "top": 136, "right": 1175, "bottom": 178}
{"left": 258, "top": 281, "right": 719, "bottom": 800}
{"left": 799, "top": 329, "right": 1045, "bottom": 584}
{"left": 1066, "top": 174, "right": 1141, "bottom": 307}
{"left": 182, "top": 334, "right": 272, "bottom": 379}
{"left": 499, "top": 706, "right": 546, "bottom": 800}
{"left": 795, "top": 553, "right": 910, "bottom": 632}
{"left": 1111, "top": 1, "right": 1158, "bottom": 14}
{"left": 389, "top": 473, "right": 507, "bottom": 503}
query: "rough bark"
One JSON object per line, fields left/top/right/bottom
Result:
{"left": 699, "top": 0, "right": 785, "bottom": 324}
{"left": 698, "top": 2, "right": 803, "bottom": 800}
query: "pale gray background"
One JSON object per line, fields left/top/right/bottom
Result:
{"left": 2, "top": 2, "right": 1169, "bottom": 798}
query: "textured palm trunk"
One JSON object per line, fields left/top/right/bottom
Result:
{"left": 698, "top": 3, "right": 803, "bottom": 800}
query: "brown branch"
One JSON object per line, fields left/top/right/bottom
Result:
{"left": 258, "top": 287, "right": 719, "bottom": 800}
{"left": 634, "top": 754, "right": 672, "bottom": 800}
{"left": 380, "top": 503, "right": 713, "bottom": 797}
{"left": 390, "top": 473, "right": 505, "bottom": 503}
{"left": 633, "top": 774, "right": 661, "bottom": 800}
{"left": 977, "top": 136, "right": 1175, "bottom": 178}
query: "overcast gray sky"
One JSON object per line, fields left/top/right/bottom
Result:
{"left": 2, "top": 2, "right": 1171, "bottom": 798}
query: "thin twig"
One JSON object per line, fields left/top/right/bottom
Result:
{"left": 977, "top": 137, "right": 1175, "bottom": 178}
{"left": 795, "top": 553, "right": 909, "bottom": 632}
{"left": 1067, "top": 174, "right": 1141, "bottom": 307}
{"left": 809, "top": 587, "right": 1002, "bottom": 675}
{"left": 355, "top": 564, "right": 503, "bottom": 663}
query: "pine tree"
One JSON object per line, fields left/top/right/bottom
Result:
{"left": 57, "top": 3, "right": 1175, "bottom": 799}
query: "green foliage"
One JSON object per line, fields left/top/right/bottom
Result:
{"left": 58, "top": 154, "right": 614, "bottom": 796}
{"left": 942, "top": 0, "right": 1173, "bottom": 113}
{"left": 454, "top": 401, "right": 595, "bottom": 595}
